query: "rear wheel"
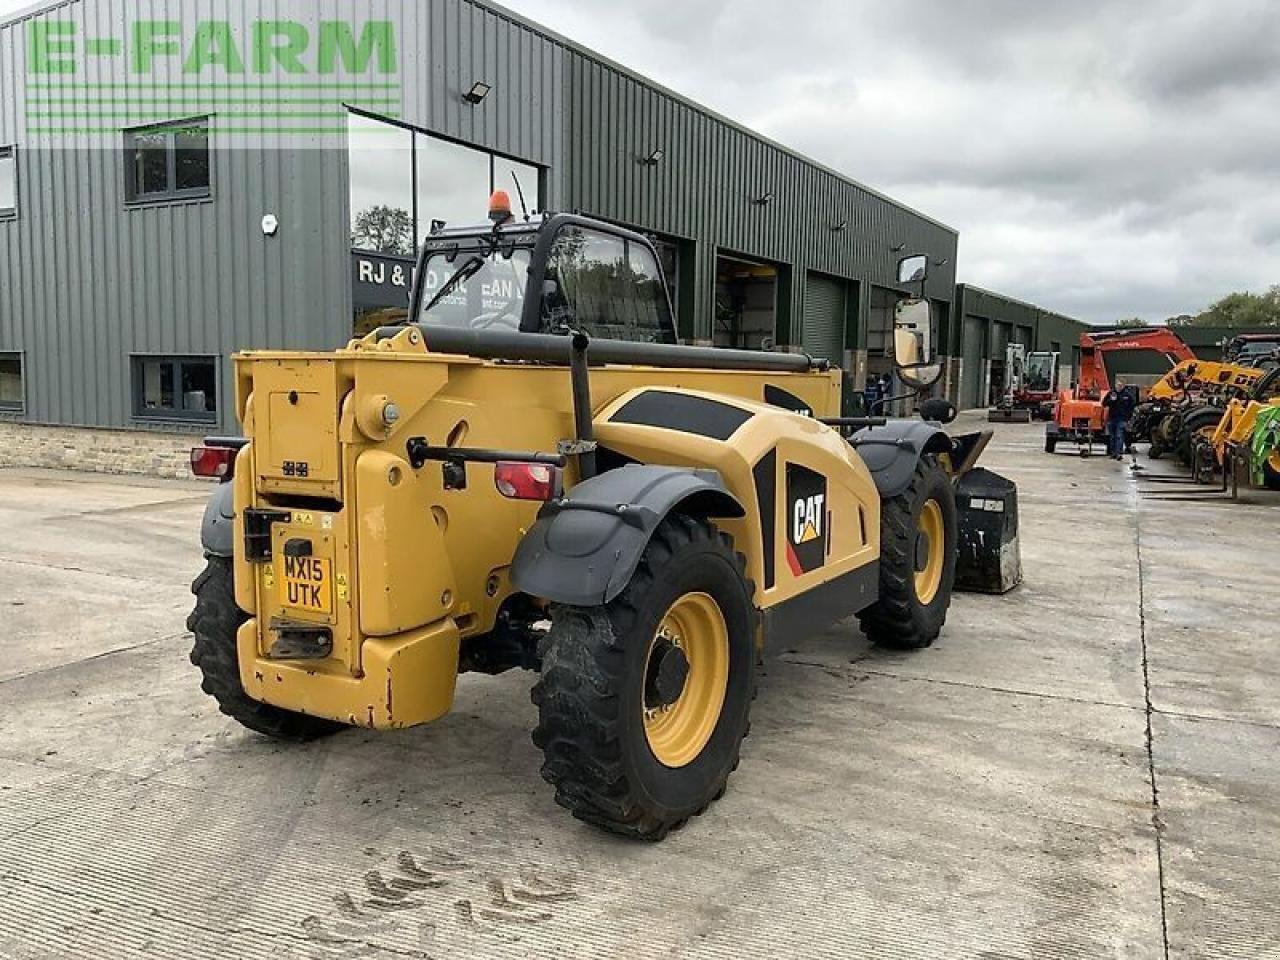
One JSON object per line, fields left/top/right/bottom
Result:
{"left": 188, "top": 556, "right": 345, "bottom": 741}
{"left": 1264, "top": 461, "right": 1280, "bottom": 492}
{"left": 531, "top": 515, "right": 755, "bottom": 841}
{"left": 1044, "top": 432, "right": 1058, "bottom": 454}
{"left": 1175, "top": 406, "right": 1222, "bottom": 466}
{"left": 859, "top": 455, "right": 957, "bottom": 650}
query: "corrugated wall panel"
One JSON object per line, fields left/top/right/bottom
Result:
{"left": 0, "top": 0, "right": 966, "bottom": 430}
{"left": 558, "top": 46, "right": 957, "bottom": 345}
{"left": 0, "top": 0, "right": 565, "bottom": 431}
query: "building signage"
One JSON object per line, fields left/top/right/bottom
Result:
{"left": 352, "top": 252, "right": 415, "bottom": 307}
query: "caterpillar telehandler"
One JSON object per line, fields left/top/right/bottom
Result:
{"left": 187, "top": 194, "right": 990, "bottom": 840}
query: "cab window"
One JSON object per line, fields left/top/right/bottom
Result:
{"left": 542, "top": 226, "right": 675, "bottom": 343}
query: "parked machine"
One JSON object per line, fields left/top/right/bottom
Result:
{"left": 1223, "top": 333, "right": 1280, "bottom": 369}
{"left": 1189, "top": 366, "right": 1280, "bottom": 492}
{"left": 186, "top": 196, "right": 998, "bottom": 841}
{"left": 1137, "top": 357, "right": 1272, "bottom": 461}
{"left": 1046, "top": 327, "right": 1195, "bottom": 455}
{"left": 989, "top": 345, "right": 1060, "bottom": 423}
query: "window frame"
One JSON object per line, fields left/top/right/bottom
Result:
{"left": 529, "top": 219, "right": 677, "bottom": 343}
{"left": 0, "top": 351, "right": 25, "bottom": 414}
{"left": 130, "top": 354, "right": 219, "bottom": 424}
{"left": 123, "top": 117, "right": 212, "bottom": 207}
{"left": 0, "top": 146, "right": 17, "bottom": 221}
{"left": 346, "top": 107, "right": 544, "bottom": 255}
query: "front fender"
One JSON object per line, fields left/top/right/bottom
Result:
{"left": 200, "top": 482, "right": 236, "bottom": 558}
{"left": 850, "top": 420, "right": 953, "bottom": 499}
{"left": 511, "top": 465, "right": 744, "bottom": 607}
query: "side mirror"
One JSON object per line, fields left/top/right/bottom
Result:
{"left": 893, "top": 298, "right": 943, "bottom": 390}
{"left": 898, "top": 254, "right": 929, "bottom": 286}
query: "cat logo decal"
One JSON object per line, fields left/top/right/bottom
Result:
{"left": 786, "top": 463, "right": 829, "bottom": 576}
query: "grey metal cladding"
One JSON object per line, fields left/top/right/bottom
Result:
{"left": 0, "top": 0, "right": 954, "bottom": 433}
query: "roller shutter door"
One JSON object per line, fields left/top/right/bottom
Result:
{"left": 1015, "top": 325, "right": 1034, "bottom": 348}
{"left": 992, "top": 322, "right": 1012, "bottom": 360}
{"left": 803, "top": 273, "right": 847, "bottom": 364}
{"left": 962, "top": 316, "right": 985, "bottom": 409}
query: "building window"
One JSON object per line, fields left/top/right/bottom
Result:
{"left": 348, "top": 111, "right": 543, "bottom": 256}
{"left": 125, "top": 119, "right": 211, "bottom": 204}
{"left": 0, "top": 353, "right": 23, "bottom": 411}
{"left": 348, "top": 110, "right": 543, "bottom": 333}
{"left": 0, "top": 147, "right": 16, "bottom": 219}
{"left": 132, "top": 356, "right": 217, "bottom": 421}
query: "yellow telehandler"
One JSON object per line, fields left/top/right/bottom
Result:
{"left": 187, "top": 194, "right": 988, "bottom": 839}
{"left": 1189, "top": 367, "right": 1280, "bottom": 492}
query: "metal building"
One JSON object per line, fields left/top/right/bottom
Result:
{"left": 0, "top": 0, "right": 962, "bottom": 437}
{"left": 949, "top": 285, "right": 1089, "bottom": 410}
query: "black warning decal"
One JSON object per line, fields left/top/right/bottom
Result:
{"left": 786, "top": 463, "right": 828, "bottom": 577}
{"left": 764, "top": 385, "right": 814, "bottom": 418}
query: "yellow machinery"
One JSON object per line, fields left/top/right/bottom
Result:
{"left": 187, "top": 203, "right": 987, "bottom": 840}
{"left": 1138, "top": 358, "right": 1270, "bottom": 462}
{"left": 1190, "top": 367, "right": 1280, "bottom": 492}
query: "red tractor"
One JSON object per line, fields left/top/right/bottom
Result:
{"left": 1045, "top": 328, "right": 1195, "bottom": 455}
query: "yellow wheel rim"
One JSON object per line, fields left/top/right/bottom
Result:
{"left": 643, "top": 592, "right": 730, "bottom": 769}
{"left": 914, "top": 499, "right": 945, "bottom": 606}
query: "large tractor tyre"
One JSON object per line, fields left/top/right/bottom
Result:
{"left": 1264, "top": 461, "right": 1280, "bottom": 492}
{"left": 531, "top": 514, "right": 756, "bottom": 841}
{"left": 1175, "top": 407, "right": 1223, "bottom": 466}
{"left": 859, "top": 455, "right": 958, "bottom": 651}
{"left": 1148, "top": 438, "right": 1165, "bottom": 460}
{"left": 1044, "top": 433, "right": 1058, "bottom": 454}
{"left": 188, "top": 556, "right": 345, "bottom": 742}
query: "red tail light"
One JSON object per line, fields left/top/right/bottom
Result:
{"left": 191, "top": 446, "right": 236, "bottom": 480}
{"left": 494, "top": 461, "right": 562, "bottom": 501}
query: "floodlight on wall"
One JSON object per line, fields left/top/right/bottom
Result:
{"left": 934, "top": 258, "right": 950, "bottom": 267}
{"left": 831, "top": 220, "right": 849, "bottom": 233}
{"left": 642, "top": 148, "right": 665, "bottom": 166}
{"left": 753, "top": 191, "right": 775, "bottom": 206}
{"left": 463, "top": 81, "right": 492, "bottom": 105}
{"left": 890, "top": 242, "right": 907, "bottom": 252}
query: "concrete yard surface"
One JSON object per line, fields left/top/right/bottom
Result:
{"left": 1, "top": 423, "right": 1278, "bottom": 959}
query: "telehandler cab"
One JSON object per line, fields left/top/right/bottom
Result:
{"left": 188, "top": 194, "right": 988, "bottom": 839}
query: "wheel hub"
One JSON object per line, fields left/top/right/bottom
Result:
{"left": 914, "top": 529, "right": 932, "bottom": 572}
{"left": 645, "top": 637, "right": 690, "bottom": 709}
{"left": 642, "top": 593, "right": 730, "bottom": 769}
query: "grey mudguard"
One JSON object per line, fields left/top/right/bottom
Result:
{"left": 200, "top": 482, "right": 236, "bottom": 557}
{"left": 511, "top": 465, "right": 745, "bottom": 607}
{"left": 851, "top": 420, "right": 953, "bottom": 499}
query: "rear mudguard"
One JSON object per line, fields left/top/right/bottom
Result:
{"left": 200, "top": 482, "right": 235, "bottom": 558}
{"left": 850, "top": 420, "right": 954, "bottom": 498}
{"left": 511, "top": 465, "right": 745, "bottom": 607}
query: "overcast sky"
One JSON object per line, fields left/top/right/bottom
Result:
{"left": 2, "top": 0, "right": 1276, "bottom": 323}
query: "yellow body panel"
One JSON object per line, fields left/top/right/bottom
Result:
{"left": 232, "top": 329, "right": 853, "bottom": 729}
{"left": 1150, "top": 360, "right": 1265, "bottom": 404}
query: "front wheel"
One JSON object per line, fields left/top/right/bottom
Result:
{"left": 1264, "top": 461, "right": 1280, "bottom": 492}
{"left": 859, "top": 455, "right": 958, "bottom": 650}
{"left": 531, "top": 515, "right": 756, "bottom": 841}
{"left": 188, "top": 556, "right": 345, "bottom": 741}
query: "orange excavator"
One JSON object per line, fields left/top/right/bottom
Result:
{"left": 1045, "top": 327, "right": 1195, "bottom": 455}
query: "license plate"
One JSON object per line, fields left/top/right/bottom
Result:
{"left": 279, "top": 555, "right": 333, "bottom": 615}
